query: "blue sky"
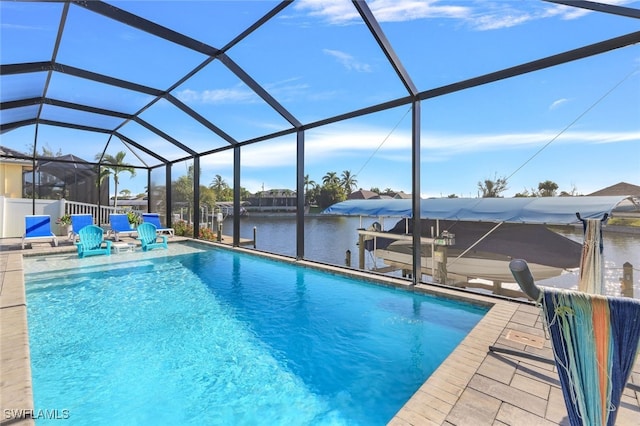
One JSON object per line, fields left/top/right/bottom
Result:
{"left": 1, "top": 0, "right": 639, "bottom": 198}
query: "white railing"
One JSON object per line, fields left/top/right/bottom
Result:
{"left": 63, "top": 200, "right": 132, "bottom": 225}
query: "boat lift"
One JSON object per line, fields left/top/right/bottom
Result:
{"left": 357, "top": 224, "right": 456, "bottom": 282}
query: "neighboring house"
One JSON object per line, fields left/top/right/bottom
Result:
{"left": 0, "top": 146, "right": 106, "bottom": 203}
{"left": 0, "top": 146, "right": 31, "bottom": 198}
{"left": 347, "top": 189, "right": 412, "bottom": 200}
{"left": 245, "top": 189, "right": 297, "bottom": 212}
{"left": 393, "top": 191, "right": 412, "bottom": 199}
{"left": 587, "top": 182, "right": 640, "bottom": 198}
{"left": 588, "top": 182, "right": 640, "bottom": 216}
{"left": 348, "top": 189, "right": 380, "bottom": 200}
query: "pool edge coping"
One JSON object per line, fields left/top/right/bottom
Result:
{"left": 1, "top": 252, "right": 35, "bottom": 426}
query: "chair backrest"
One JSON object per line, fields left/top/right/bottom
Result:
{"left": 142, "top": 213, "right": 163, "bottom": 228}
{"left": 109, "top": 214, "right": 131, "bottom": 231}
{"left": 137, "top": 223, "right": 157, "bottom": 244}
{"left": 77, "top": 225, "right": 105, "bottom": 250}
{"left": 25, "top": 215, "right": 52, "bottom": 237}
{"left": 71, "top": 214, "right": 93, "bottom": 233}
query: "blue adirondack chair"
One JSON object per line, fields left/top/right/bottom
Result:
{"left": 70, "top": 214, "right": 94, "bottom": 241}
{"left": 75, "top": 225, "right": 112, "bottom": 258}
{"left": 137, "top": 223, "right": 168, "bottom": 251}
{"left": 142, "top": 213, "right": 174, "bottom": 237}
{"left": 22, "top": 215, "right": 58, "bottom": 249}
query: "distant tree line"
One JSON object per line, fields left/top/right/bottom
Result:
{"left": 476, "top": 174, "right": 579, "bottom": 198}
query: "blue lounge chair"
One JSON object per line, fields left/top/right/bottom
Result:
{"left": 108, "top": 214, "right": 137, "bottom": 241}
{"left": 137, "top": 223, "right": 168, "bottom": 251}
{"left": 70, "top": 214, "right": 94, "bottom": 241}
{"left": 75, "top": 225, "right": 112, "bottom": 258}
{"left": 142, "top": 213, "right": 174, "bottom": 237}
{"left": 22, "top": 215, "right": 58, "bottom": 249}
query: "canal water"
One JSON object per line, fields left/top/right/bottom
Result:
{"left": 236, "top": 214, "right": 640, "bottom": 299}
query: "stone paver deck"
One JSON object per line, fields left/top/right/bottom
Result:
{"left": 1, "top": 237, "right": 639, "bottom": 425}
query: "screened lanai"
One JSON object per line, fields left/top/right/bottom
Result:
{"left": 1, "top": 0, "right": 639, "bottom": 282}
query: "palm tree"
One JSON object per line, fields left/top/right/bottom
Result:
{"left": 340, "top": 170, "right": 357, "bottom": 194}
{"left": 173, "top": 164, "right": 195, "bottom": 222}
{"left": 322, "top": 171, "right": 339, "bottom": 186}
{"left": 304, "top": 174, "right": 316, "bottom": 205}
{"left": 210, "top": 174, "right": 227, "bottom": 193}
{"left": 304, "top": 174, "right": 316, "bottom": 193}
{"left": 96, "top": 151, "right": 136, "bottom": 208}
{"left": 282, "top": 189, "right": 293, "bottom": 207}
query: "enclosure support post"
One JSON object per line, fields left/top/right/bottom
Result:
{"left": 233, "top": 146, "right": 241, "bottom": 246}
{"left": 193, "top": 156, "right": 200, "bottom": 239}
{"left": 296, "top": 129, "right": 305, "bottom": 260}
{"left": 411, "top": 100, "right": 421, "bottom": 286}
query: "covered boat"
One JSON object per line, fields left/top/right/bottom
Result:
{"left": 323, "top": 196, "right": 636, "bottom": 289}
{"left": 366, "top": 218, "right": 582, "bottom": 282}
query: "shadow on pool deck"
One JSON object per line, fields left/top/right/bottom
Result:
{"left": 1, "top": 237, "right": 638, "bottom": 425}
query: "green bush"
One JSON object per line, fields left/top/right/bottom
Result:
{"left": 199, "top": 227, "right": 217, "bottom": 241}
{"left": 173, "top": 220, "right": 224, "bottom": 241}
{"left": 173, "top": 220, "right": 193, "bottom": 237}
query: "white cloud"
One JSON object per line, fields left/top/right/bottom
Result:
{"left": 176, "top": 86, "right": 258, "bottom": 104}
{"left": 293, "top": 0, "right": 360, "bottom": 24}
{"left": 264, "top": 77, "right": 311, "bottom": 102}
{"left": 294, "top": 0, "right": 469, "bottom": 24}
{"left": 549, "top": 98, "right": 569, "bottom": 110}
{"left": 293, "top": 0, "right": 609, "bottom": 31}
{"left": 248, "top": 125, "right": 640, "bottom": 165}
{"left": 363, "top": 0, "right": 469, "bottom": 22}
{"left": 471, "top": 12, "right": 533, "bottom": 31}
{"left": 1, "top": 23, "right": 46, "bottom": 30}
{"left": 542, "top": 4, "right": 590, "bottom": 20}
{"left": 323, "top": 49, "right": 372, "bottom": 72}
{"left": 193, "top": 125, "right": 639, "bottom": 193}
{"left": 175, "top": 77, "right": 313, "bottom": 106}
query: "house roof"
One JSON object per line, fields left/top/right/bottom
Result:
{"left": 0, "top": 145, "right": 31, "bottom": 166}
{"left": 348, "top": 189, "right": 380, "bottom": 200}
{"left": 393, "top": 191, "right": 412, "bottom": 199}
{"left": 587, "top": 182, "right": 640, "bottom": 197}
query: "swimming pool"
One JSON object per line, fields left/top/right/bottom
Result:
{"left": 25, "top": 242, "right": 487, "bottom": 425}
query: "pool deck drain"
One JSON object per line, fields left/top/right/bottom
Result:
{"left": 504, "top": 330, "right": 545, "bottom": 349}
{"left": 1, "top": 237, "right": 639, "bottom": 425}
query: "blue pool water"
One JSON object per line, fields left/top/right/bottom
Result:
{"left": 25, "top": 243, "right": 487, "bottom": 425}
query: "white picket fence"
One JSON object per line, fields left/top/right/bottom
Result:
{"left": 0, "top": 197, "right": 138, "bottom": 238}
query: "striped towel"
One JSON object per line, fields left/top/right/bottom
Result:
{"left": 540, "top": 288, "right": 640, "bottom": 426}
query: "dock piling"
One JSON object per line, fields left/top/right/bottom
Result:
{"left": 621, "top": 262, "right": 634, "bottom": 298}
{"left": 358, "top": 230, "right": 365, "bottom": 270}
